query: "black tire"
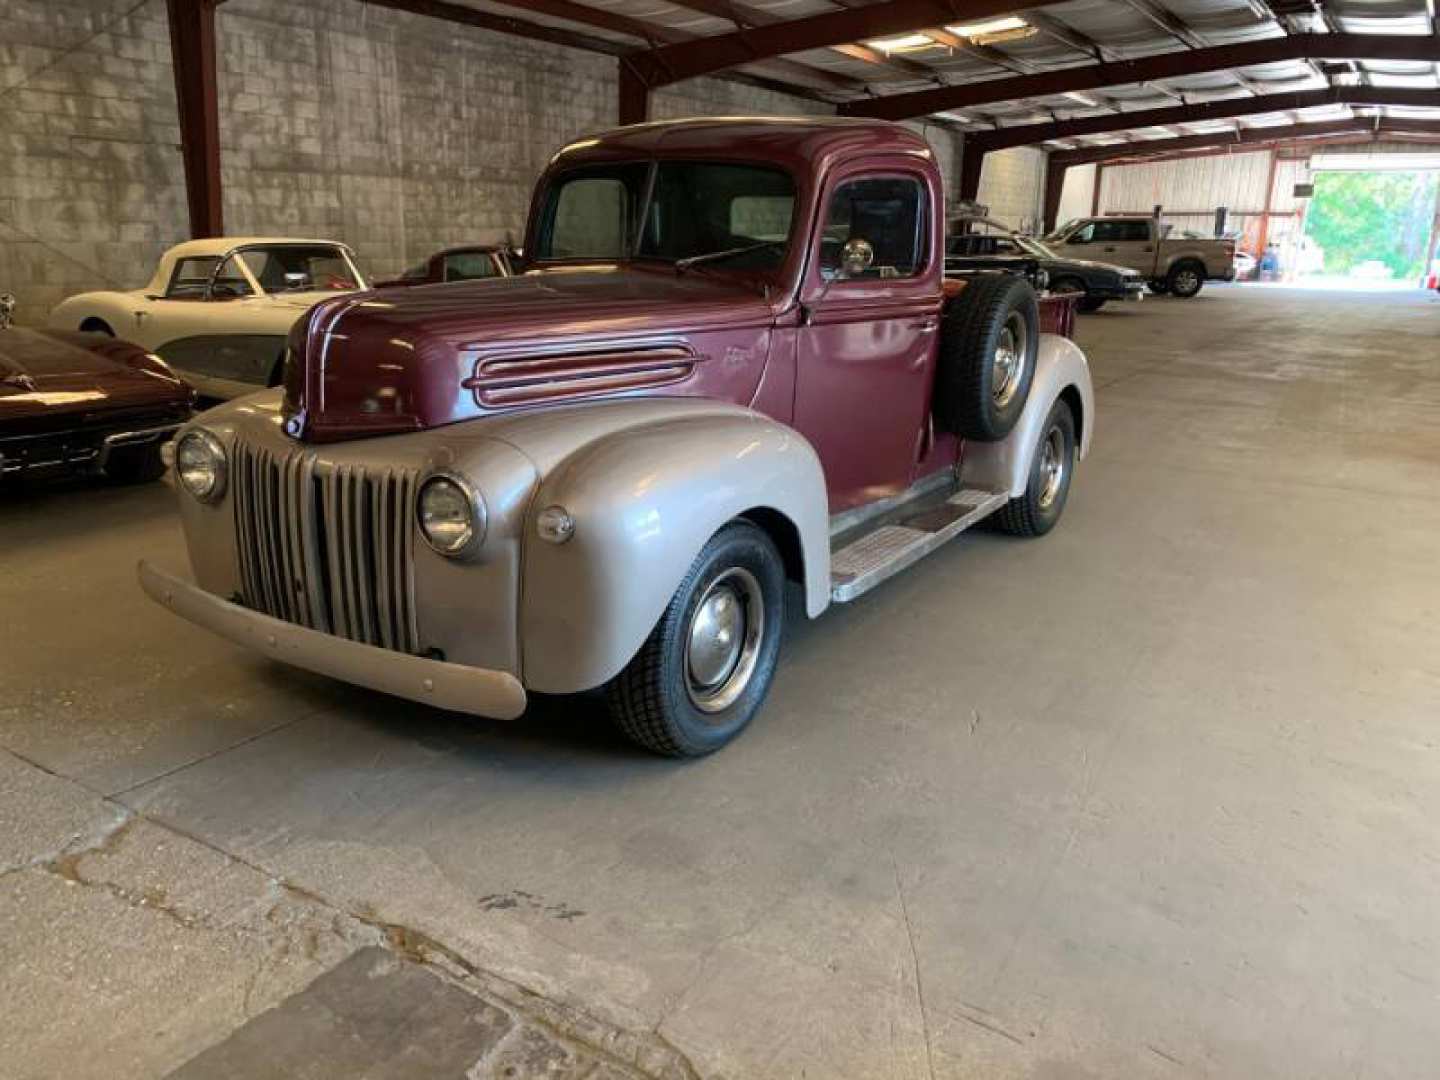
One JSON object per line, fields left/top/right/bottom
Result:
{"left": 80, "top": 318, "right": 115, "bottom": 336}
{"left": 934, "top": 274, "right": 1039, "bottom": 442}
{"left": 993, "top": 399, "right": 1076, "bottom": 538}
{"left": 1076, "top": 296, "right": 1106, "bottom": 313}
{"left": 606, "top": 521, "right": 785, "bottom": 757}
{"left": 1167, "top": 260, "right": 1204, "bottom": 299}
{"left": 103, "top": 442, "right": 166, "bottom": 485}
{"left": 1147, "top": 280, "right": 1170, "bottom": 295}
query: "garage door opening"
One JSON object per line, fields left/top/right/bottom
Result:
{"left": 1294, "top": 155, "right": 1440, "bottom": 291}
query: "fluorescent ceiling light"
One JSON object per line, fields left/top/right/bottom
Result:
{"left": 1065, "top": 92, "right": 1099, "bottom": 106}
{"left": 866, "top": 33, "right": 936, "bottom": 53}
{"left": 945, "top": 16, "right": 1027, "bottom": 38}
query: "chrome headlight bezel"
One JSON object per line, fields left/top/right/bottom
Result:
{"left": 175, "top": 429, "right": 227, "bottom": 503}
{"left": 416, "top": 472, "right": 487, "bottom": 559}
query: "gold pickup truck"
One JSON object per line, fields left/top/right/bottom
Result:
{"left": 1044, "top": 216, "right": 1236, "bottom": 299}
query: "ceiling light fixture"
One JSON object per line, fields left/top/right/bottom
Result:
{"left": 865, "top": 32, "right": 938, "bottom": 53}
{"left": 945, "top": 16, "right": 1029, "bottom": 39}
{"left": 1065, "top": 92, "right": 1100, "bottom": 106}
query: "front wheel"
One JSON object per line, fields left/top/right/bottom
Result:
{"left": 1147, "top": 280, "right": 1170, "bottom": 295}
{"left": 1077, "top": 296, "right": 1106, "bottom": 313}
{"left": 993, "top": 399, "right": 1076, "bottom": 538}
{"left": 606, "top": 521, "right": 785, "bottom": 757}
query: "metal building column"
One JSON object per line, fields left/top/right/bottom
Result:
{"left": 957, "top": 139, "right": 984, "bottom": 204}
{"left": 166, "top": 0, "right": 225, "bottom": 238}
{"left": 618, "top": 58, "right": 650, "bottom": 126}
{"left": 1042, "top": 160, "right": 1068, "bottom": 233}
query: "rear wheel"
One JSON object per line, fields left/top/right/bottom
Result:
{"left": 79, "top": 318, "right": 115, "bottom": 336}
{"left": 1167, "top": 261, "right": 1204, "bottom": 298}
{"left": 606, "top": 521, "right": 785, "bottom": 757}
{"left": 1147, "top": 280, "right": 1170, "bottom": 295}
{"left": 934, "top": 274, "right": 1039, "bottom": 442}
{"left": 993, "top": 399, "right": 1076, "bottom": 538}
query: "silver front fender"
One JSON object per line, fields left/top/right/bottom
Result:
{"left": 960, "top": 333, "right": 1094, "bottom": 497}
{"left": 518, "top": 407, "right": 830, "bottom": 695}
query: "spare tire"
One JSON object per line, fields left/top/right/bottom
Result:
{"left": 934, "top": 274, "right": 1039, "bottom": 441}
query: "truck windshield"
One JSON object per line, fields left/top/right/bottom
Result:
{"left": 536, "top": 161, "right": 796, "bottom": 270}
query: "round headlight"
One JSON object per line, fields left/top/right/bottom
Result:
{"left": 417, "top": 474, "right": 485, "bottom": 557}
{"left": 175, "top": 429, "right": 227, "bottom": 502}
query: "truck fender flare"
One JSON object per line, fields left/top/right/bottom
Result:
{"left": 518, "top": 409, "right": 831, "bottom": 695}
{"left": 959, "top": 333, "right": 1095, "bottom": 498}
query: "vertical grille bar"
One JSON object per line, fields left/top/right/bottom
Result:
{"left": 232, "top": 437, "right": 417, "bottom": 654}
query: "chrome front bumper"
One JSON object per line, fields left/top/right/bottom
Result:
{"left": 138, "top": 560, "right": 527, "bottom": 720}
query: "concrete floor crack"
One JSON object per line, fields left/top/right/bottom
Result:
{"left": 893, "top": 855, "right": 938, "bottom": 1080}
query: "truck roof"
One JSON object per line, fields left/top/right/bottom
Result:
{"left": 548, "top": 116, "right": 935, "bottom": 174}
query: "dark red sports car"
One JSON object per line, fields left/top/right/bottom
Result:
{"left": 373, "top": 239, "right": 515, "bottom": 288}
{"left": 1, "top": 294, "right": 195, "bottom": 484}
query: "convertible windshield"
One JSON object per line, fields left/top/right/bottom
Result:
{"left": 536, "top": 161, "right": 796, "bottom": 270}
{"left": 232, "top": 245, "right": 361, "bottom": 295}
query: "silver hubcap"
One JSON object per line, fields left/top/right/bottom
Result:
{"left": 1175, "top": 270, "right": 1198, "bottom": 293}
{"left": 992, "top": 313, "right": 1027, "bottom": 409}
{"left": 1038, "top": 425, "right": 1067, "bottom": 510}
{"left": 685, "top": 568, "right": 764, "bottom": 715}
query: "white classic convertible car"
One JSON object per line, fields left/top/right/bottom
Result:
{"left": 50, "top": 238, "right": 368, "bottom": 399}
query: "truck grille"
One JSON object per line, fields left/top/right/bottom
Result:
{"left": 233, "top": 440, "right": 419, "bottom": 653}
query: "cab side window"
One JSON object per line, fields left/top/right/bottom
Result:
{"left": 1068, "top": 222, "right": 1096, "bottom": 244}
{"left": 820, "top": 176, "right": 926, "bottom": 280}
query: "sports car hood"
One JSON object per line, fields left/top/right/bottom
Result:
{"left": 284, "top": 266, "right": 777, "bottom": 442}
{"left": 0, "top": 328, "right": 189, "bottom": 417}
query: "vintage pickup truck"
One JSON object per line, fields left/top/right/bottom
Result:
{"left": 140, "top": 117, "right": 1095, "bottom": 756}
{"left": 1045, "top": 215, "right": 1235, "bottom": 298}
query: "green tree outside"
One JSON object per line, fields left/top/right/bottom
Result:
{"left": 1304, "top": 170, "right": 1439, "bottom": 279}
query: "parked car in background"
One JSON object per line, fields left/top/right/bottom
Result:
{"left": 374, "top": 236, "right": 516, "bottom": 287}
{"left": 1, "top": 293, "right": 193, "bottom": 484}
{"left": 947, "top": 216, "right": 1143, "bottom": 312}
{"left": 1233, "top": 250, "right": 1257, "bottom": 280}
{"left": 142, "top": 117, "right": 1094, "bottom": 759}
{"left": 49, "top": 238, "right": 368, "bottom": 400}
{"left": 1045, "top": 216, "right": 1235, "bottom": 298}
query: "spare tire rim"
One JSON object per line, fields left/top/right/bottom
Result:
{"left": 992, "top": 312, "right": 1027, "bottom": 409}
{"left": 1038, "top": 425, "right": 1067, "bottom": 509}
{"left": 1174, "top": 268, "right": 1199, "bottom": 293}
{"left": 685, "top": 567, "right": 764, "bottom": 716}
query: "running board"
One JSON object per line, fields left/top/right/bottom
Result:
{"left": 830, "top": 487, "right": 1009, "bottom": 603}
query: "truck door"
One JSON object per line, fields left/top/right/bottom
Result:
{"left": 793, "top": 169, "right": 941, "bottom": 513}
{"left": 1092, "top": 219, "right": 1156, "bottom": 274}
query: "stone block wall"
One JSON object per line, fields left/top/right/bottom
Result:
{"left": 1, "top": 0, "right": 1015, "bottom": 321}
{"left": 0, "top": 0, "right": 186, "bottom": 323}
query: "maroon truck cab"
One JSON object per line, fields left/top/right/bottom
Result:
{"left": 284, "top": 118, "right": 1072, "bottom": 512}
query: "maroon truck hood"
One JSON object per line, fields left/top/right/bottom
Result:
{"left": 286, "top": 267, "right": 777, "bottom": 441}
{"left": 0, "top": 328, "right": 191, "bottom": 424}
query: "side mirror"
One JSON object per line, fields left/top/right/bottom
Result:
{"left": 840, "top": 238, "right": 874, "bottom": 279}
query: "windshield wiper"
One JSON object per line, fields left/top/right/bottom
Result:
{"left": 674, "top": 241, "right": 785, "bottom": 272}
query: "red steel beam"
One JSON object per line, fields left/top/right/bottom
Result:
{"left": 166, "top": 0, "right": 224, "bottom": 238}
{"left": 966, "top": 86, "right": 1440, "bottom": 152}
{"left": 1050, "top": 117, "right": 1440, "bottom": 167}
{"left": 840, "top": 33, "right": 1440, "bottom": 119}
{"left": 618, "top": 56, "right": 649, "bottom": 124}
{"left": 625, "top": 0, "right": 1068, "bottom": 88}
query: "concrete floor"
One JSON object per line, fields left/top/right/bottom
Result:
{"left": 4, "top": 285, "right": 1440, "bottom": 1079}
